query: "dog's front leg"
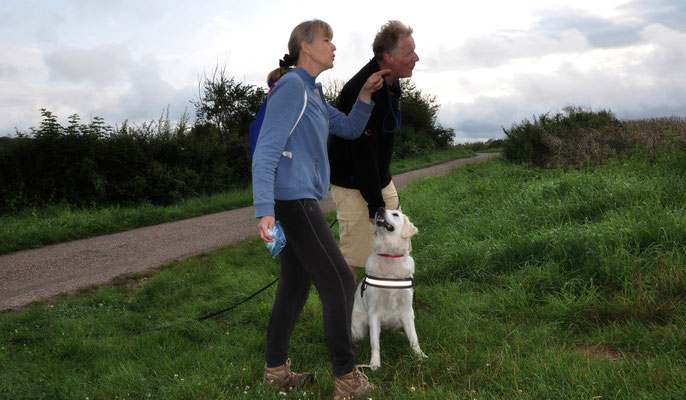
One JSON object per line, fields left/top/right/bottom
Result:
{"left": 368, "top": 313, "right": 382, "bottom": 370}
{"left": 401, "top": 313, "right": 427, "bottom": 359}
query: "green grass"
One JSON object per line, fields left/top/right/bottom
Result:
{"left": 390, "top": 147, "right": 476, "bottom": 174}
{"left": 2, "top": 153, "right": 685, "bottom": 399}
{"left": 0, "top": 148, "right": 476, "bottom": 255}
{"left": 0, "top": 188, "right": 254, "bottom": 255}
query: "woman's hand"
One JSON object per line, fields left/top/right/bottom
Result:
{"left": 258, "top": 215, "right": 276, "bottom": 242}
{"left": 358, "top": 69, "right": 392, "bottom": 104}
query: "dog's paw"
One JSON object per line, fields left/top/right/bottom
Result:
{"left": 369, "top": 361, "right": 380, "bottom": 371}
{"left": 413, "top": 348, "right": 427, "bottom": 359}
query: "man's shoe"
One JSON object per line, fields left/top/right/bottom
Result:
{"left": 263, "top": 358, "right": 314, "bottom": 389}
{"left": 332, "top": 365, "right": 374, "bottom": 399}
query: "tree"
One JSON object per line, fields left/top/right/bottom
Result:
{"left": 191, "top": 62, "right": 265, "bottom": 138}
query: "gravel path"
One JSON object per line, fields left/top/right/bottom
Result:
{"left": 0, "top": 153, "right": 499, "bottom": 309}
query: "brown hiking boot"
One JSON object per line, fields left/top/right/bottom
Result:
{"left": 333, "top": 366, "right": 375, "bottom": 399}
{"left": 263, "top": 358, "right": 314, "bottom": 389}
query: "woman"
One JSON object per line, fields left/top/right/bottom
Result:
{"left": 252, "top": 19, "right": 389, "bottom": 399}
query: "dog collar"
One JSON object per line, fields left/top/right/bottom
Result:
{"left": 377, "top": 253, "right": 405, "bottom": 258}
{"left": 360, "top": 274, "right": 413, "bottom": 297}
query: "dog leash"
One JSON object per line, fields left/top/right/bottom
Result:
{"left": 8, "top": 277, "right": 279, "bottom": 345}
{"left": 10, "top": 217, "right": 343, "bottom": 345}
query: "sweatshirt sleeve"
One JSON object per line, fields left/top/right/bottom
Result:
{"left": 327, "top": 98, "right": 374, "bottom": 140}
{"left": 251, "top": 76, "right": 306, "bottom": 218}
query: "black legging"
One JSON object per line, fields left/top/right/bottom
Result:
{"left": 265, "top": 199, "right": 357, "bottom": 377}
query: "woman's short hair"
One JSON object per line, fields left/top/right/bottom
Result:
{"left": 281, "top": 19, "right": 333, "bottom": 68}
{"left": 372, "top": 20, "right": 413, "bottom": 61}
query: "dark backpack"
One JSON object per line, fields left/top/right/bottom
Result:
{"left": 248, "top": 81, "right": 276, "bottom": 161}
{"left": 248, "top": 78, "right": 308, "bottom": 161}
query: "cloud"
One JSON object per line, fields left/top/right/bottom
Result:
{"left": 620, "top": 0, "right": 686, "bottom": 32}
{"left": 424, "top": 28, "right": 590, "bottom": 71}
{"left": 533, "top": 9, "right": 642, "bottom": 48}
{"left": 44, "top": 44, "right": 133, "bottom": 86}
{"left": 437, "top": 22, "right": 686, "bottom": 143}
{"left": 112, "top": 56, "right": 193, "bottom": 122}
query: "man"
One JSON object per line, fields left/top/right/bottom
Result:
{"left": 328, "top": 20, "right": 419, "bottom": 280}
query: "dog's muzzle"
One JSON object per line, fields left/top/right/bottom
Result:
{"left": 375, "top": 207, "right": 394, "bottom": 231}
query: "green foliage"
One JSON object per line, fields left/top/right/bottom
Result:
{"left": 191, "top": 63, "right": 266, "bottom": 139}
{"left": 322, "top": 77, "right": 345, "bottom": 106}
{"left": 394, "top": 81, "right": 455, "bottom": 157}
{"left": 1, "top": 108, "right": 251, "bottom": 213}
{"left": 2, "top": 69, "right": 451, "bottom": 214}
{"left": 502, "top": 106, "right": 686, "bottom": 168}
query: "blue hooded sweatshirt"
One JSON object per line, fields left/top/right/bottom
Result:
{"left": 252, "top": 67, "right": 374, "bottom": 218}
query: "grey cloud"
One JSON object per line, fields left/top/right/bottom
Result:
{"left": 425, "top": 29, "right": 589, "bottom": 70}
{"left": 533, "top": 9, "right": 642, "bottom": 48}
{"left": 620, "top": 0, "right": 686, "bottom": 32}
{"left": 0, "top": 64, "right": 18, "bottom": 79}
{"left": 100, "top": 56, "right": 192, "bottom": 124}
{"left": 44, "top": 44, "right": 133, "bottom": 86}
{"left": 438, "top": 30, "right": 686, "bottom": 143}
{"left": 427, "top": 2, "right": 685, "bottom": 72}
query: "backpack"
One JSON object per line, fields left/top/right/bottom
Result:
{"left": 249, "top": 79, "right": 308, "bottom": 161}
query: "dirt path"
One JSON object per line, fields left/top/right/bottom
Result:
{"left": 0, "top": 152, "right": 499, "bottom": 309}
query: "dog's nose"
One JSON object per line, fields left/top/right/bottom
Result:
{"left": 375, "top": 207, "right": 394, "bottom": 231}
{"left": 375, "top": 207, "right": 386, "bottom": 227}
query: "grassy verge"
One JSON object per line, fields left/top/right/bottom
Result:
{"left": 390, "top": 147, "right": 475, "bottom": 174}
{"left": 2, "top": 154, "right": 684, "bottom": 399}
{"left": 0, "top": 188, "right": 253, "bottom": 255}
{"left": 0, "top": 148, "right": 477, "bottom": 255}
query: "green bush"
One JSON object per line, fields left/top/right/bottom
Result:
{"left": 1, "top": 73, "right": 454, "bottom": 214}
{"left": 502, "top": 106, "right": 686, "bottom": 168}
{"left": 392, "top": 81, "right": 455, "bottom": 157}
{"left": 0, "top": 110, "right": 254, "bottom": 213}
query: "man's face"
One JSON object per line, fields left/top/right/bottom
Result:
{"left": 385, "top": 35, "right": 419, "bottom": 80}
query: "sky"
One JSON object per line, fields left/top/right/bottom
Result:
{"left": 1, "top": 0, "right": 684, "bottom": 142}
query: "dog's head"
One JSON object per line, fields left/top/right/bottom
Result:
{"left": 374, "top": 207, "right": 418, "bottom": 239}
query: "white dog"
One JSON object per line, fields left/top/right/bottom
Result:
{"left": 351, "top": 208, "right": 427, "bottom": 370}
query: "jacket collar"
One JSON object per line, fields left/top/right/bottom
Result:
{"left": 292, "top": 67, "right": 317, "bottom": 89}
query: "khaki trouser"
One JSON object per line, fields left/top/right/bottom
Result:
{"left": 331, "top": 182, "right": 400, "bottom": 268}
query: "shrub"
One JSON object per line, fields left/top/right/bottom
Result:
{"left": 502, "top": 106, "right": 686, "bottom": 168}
{"left": 392, "top": 81, "right": 455, "bottom": 157}
{"left": 0, "top": 109, "right": 254, "bottom": 213}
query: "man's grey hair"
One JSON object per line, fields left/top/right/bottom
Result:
{"left": 372, "top": 20, "right": 413, "bottom": 61}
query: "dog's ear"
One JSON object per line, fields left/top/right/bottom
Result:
{"left": 401, "top": 215, "right": 418, "bottom": 238}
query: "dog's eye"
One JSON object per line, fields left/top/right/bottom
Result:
{"left": 392, "top": 213, "right": 399, "bottom": 217}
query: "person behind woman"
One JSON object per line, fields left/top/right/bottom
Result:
{"left": 266, "top": 66, "right": 286, "bottom": 87}
{"left": 252, "top": 19, "right": 389, "bottom": 399}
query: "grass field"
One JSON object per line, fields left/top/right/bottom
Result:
{"left": 0, "top": 147, "right": 476, "bottom": 255}
{"left": 1, "top": 153, "right": 685, "bottom": 399}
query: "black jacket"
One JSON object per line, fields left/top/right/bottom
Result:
{"left": 328, "top": 58, "right": 402, "bottom": 218}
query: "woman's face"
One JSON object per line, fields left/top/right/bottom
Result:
{"left": 307, "top": 31, "right": 336, "bottom": 72}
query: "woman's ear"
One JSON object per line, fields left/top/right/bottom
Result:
{"left": 300, "top": 41, "right": 311, "bottom": 57}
